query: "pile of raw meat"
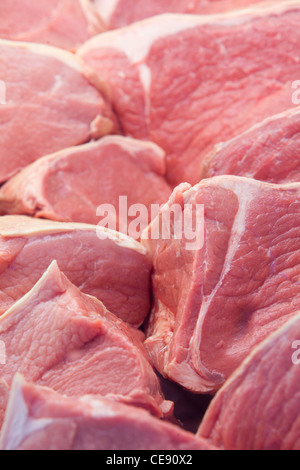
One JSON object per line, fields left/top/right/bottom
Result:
{"left": 0, "top": 0, "right": 300, "bottom": 451}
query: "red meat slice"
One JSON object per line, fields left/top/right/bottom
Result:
{"left": 201, "top": 107, "right": 300, "bottom": 184}
{"left": 0, "top": 39, "right": 117, "bottom": 183}
{"left": 142, "top": 176, "right": 300, "bottom": 392}
{"left": 0, "top": 216, "right": 151, "bottom": 327}
{"left": 0, "top": 261, "right": 170, "bottom": 427}
{"left": 0, "top": 375, "right": 216, "bottom": 450}
{"left": 79, "top": 2, "right": 300, "bottom": 185}
{"left": 0, "top": 136, "right": 171, "bottom": 235}
{"left": 198, "top": 311, "right": 300, "bottom": 450}
{"left": 0, "top": 0, "right": 105, "bottom": 50}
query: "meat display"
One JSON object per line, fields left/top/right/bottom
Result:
{"left": 1, "top": 0, "right": 300, "bottom": 452}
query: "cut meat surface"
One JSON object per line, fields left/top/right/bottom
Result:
{"left": 93, "top": 0, "right": 263, "bottom": 29}
{"left": 79, "top": 2, "right": 300, "bottom": 185}
{"left": 0, "top": 216, "right": 151, "bottom": 327}
{"left": 201, "top": 107, "right": 300, "bottom": 184}
{"left": 142, "top": 176, "right": 300, "bottom": 392}
{"left": 0, "top": 136, "right": 172, "bottom": 235}
{"left": 198, "top": 311, "right": 300, "bottom": 450}
{"left": 0, "top": 375, "right": 216, "bottom": 450}
{"left": 0, "top": 39, "right": 117, "bottom": 183}
{"left": 0, "top": 0, "right": 105, "bottom": 50}
{"left": 0, "top": 262, "right": 170, "bottom": 427}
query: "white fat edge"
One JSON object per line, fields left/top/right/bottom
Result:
{"left": 92, "top": 0, "right": 120, "bottom": 25}
{"left": 167, "top": 359, "right": 217, "bottom": 393}
{"left": 79, "top": 0, "right": 104, "bottom": 31}
{"left": 79, "top": 396, "right": 118, "bottom": 418}
{"left": 138, "top": 63, "right": 152, "bottom": 111}
{"left": 0, "top": 375, "right": 54, "bottom": 451}
{"left": 0, "top": 38, "right": 83, "bottom": 72}
{"left": 79, "top": 1, "right": 300, "bottom": 64}
{"left": 0, "top": 261, "right": 60, "bottom": 326}
{"left": 0, "top": 216, "right": 147, "bottom": 255}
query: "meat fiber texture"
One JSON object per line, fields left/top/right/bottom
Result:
{"left": 201, "top": 107, "right": 300, "bottom": 184}
{"left": 198, "top": 311, "right": 300, "bottom": 450}
{"left": 0, "top": 376, "right": 216, "bottom": 451}
{"left": 0, "top": 136, "right": 172, "bottom": 235}
{"left": 79, "top": 1, "right": 300, "bottom": 186}
{"left": 0, "top": 39, "right": 118, "bottom": 184}
{"left": 0, "top": 216, "right": 151, "bottom": 327}
{"left": 0, "top": 262, "right": 170, "bottom": 428}
{"left": 142, "top": 175, "right": 300, "bottom": 393}
{"left": 0, "top": 0, "right": 105, "bottom": 51}
{"left": 93, "top": 0, "right": 263, "bottom": 29}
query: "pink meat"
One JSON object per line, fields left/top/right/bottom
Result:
{"left": 0, "top": 375, "right": 216, "bottom": 450}
{"left": 0, "top": 0, "right": 105, "bottom": 50}
{"left": 142, "top": 176, "right": 300, "bottom": 392}
{"left": 79, "top": 2, "right": 300, "bottom": 186}
{"left": 0, "top": 39, "right": 117, "bottom": 183}
{"left": 0, "top": 216, "right": 151, "bottom": 327}
{"left": 0, "top": 136, "right": 172, "bottom": 235}
{"left": 201, "top": 107, "right": 300, "bottom": 184}
{"left": 0, "top": 262, "right": 170, "bottom": 427}
{"left": 93, "top": 0, "right": 264, "bottom": 29}
{"left": 198, "top": 311, "right": 300, "bottom": 450}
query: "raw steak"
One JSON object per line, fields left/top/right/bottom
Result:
{"left": 0, "top": 262, "right": 170, "bottom": 427}
{"left": 0, "top": 375, "right": 215, "bottom": 450}
{"left": 0, "top": 39, "right": 117, "bottom": 183}
{"left": 93, "top": 0, "right": 263, "bottom": 29}
{"left": 0, "top": 136, "right": 172, "bottom": 235}
{"left": 198, "top": 311, "right": 300, "bottom": 450}
{"left": 0, "top": 216, "right": 151, "bottom": 327}
{"left": 201, "top": 107, "right": 300, "bottom": 184}
{"left": 79, "top": 1, "right": 300, "bottom": 186}
{"left": 0, "top": 0, "right": 104, "bottom": 50}
{"left": 142, "top": 176, "right": 300, "bottom": 392}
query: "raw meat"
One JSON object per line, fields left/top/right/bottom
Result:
{"left": 142, "top": 176, "right": 300, "bottom": 392}
{"left": 0, "top": 39, "right": 117, "bottom": 183}
{"left": 0, "top": 375, "right": 216, "bottom": 450}
{"left": 0, "top": 0, "right": 104, "bottom": 50}
{"left": 201, "top": 107, "right": 300, "bottom": 184}
{"left": 93, "top": 0, "right": 263, "bottom": 29}
{"left": 0, "top": 216, "right": 151, "bottom": 327}
{"left": 0, "top": 136, "right": 172, "bottom": 235}
{"left": 0, "top": 262, "right": 170, "bottom": 427}
{"left": 79, "top": 1, "right": 300, "bottom": 185}
{"left": 198, "top": 311, "right": 300, "bottom": 450}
